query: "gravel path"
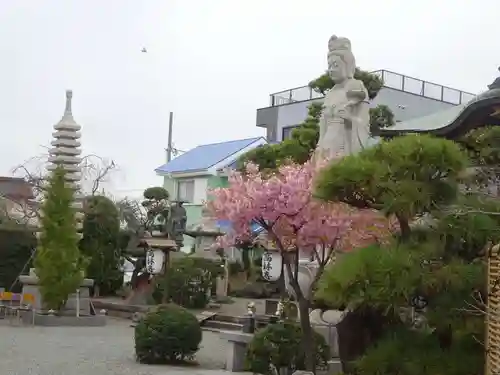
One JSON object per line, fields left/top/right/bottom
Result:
{"left": 0, "top": 318, "right": 232, "bottom": 375}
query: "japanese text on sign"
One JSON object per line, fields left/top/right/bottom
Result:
{"left": 262, "top": 252, "right": 273, "bottom": 281}
{"left": 146, "top": 249, "right": 155, "bottom": 274}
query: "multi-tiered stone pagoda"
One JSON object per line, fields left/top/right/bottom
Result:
{"left": 19, "top": 90, "right": 106, "bottom": 326}
{"left": 46, "top": 90, "right": 84, "bottom": 231}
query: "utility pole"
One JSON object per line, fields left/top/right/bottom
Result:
{"left": 166, "top": 111, "right": 174, "bottom": 162}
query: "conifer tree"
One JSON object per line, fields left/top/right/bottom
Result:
{"left": 35, "top": 166, "right": 87, "bottom": 310}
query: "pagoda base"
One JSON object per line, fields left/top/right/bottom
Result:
{"left": 18, "top": 269, "right": 100, "bottom": 323}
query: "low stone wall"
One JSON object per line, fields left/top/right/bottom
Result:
{"left": 20, "top": 311, "right": 107, "bottom": 327}
{"left": 92, "top": 299, "right": 149, "bottom": 319}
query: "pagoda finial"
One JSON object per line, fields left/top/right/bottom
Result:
{"left": 65, "top": 90, "right": 73, "bottom": 115}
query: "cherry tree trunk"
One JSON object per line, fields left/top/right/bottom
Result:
{"left": 126, "top": 274, "right": 151, "bottom": 305}
{"left": 283, "top": 250, "right": 317, "bottom": 373}
{"left": 297, "top": 296, "right": 316, "bottom": 373}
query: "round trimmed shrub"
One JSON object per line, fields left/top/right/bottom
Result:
{"left": 155, "top": 257, "right": 223, "bottom": 309}
{"left": 246, "top": 322, "right": 330, "bottom": 375}
{"left": 134, "top": 304, "right": 202, "bottom": 364}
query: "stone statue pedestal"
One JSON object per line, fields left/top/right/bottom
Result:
{"left": 216, "top": 276, "right": 228, "bottom": 299}
{"left": 220, "top": 330, "right": 254, "bottom": 372}
{"left": 284, "top": 258, "right": 320, "bottom": 300}
{"left": 17, "top": 268, "right": 106, "bottom": 326}
{"left": 309, "top": 309, "right": 346, "bottom": 359}
{"left": 283, "top": 259, "right": 344, "bottom": 359}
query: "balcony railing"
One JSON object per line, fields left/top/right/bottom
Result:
{"left": 269, "top": 70, "right": 476, "bottom": 107}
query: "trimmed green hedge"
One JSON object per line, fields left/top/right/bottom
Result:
{"left": 0, "top": 227, "right": 36, "bottom": 292}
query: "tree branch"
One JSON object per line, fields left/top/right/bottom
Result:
{"left": 80, "top": 155, "right": 118, "bottom": 196}
{"left": 123, "top": 255, "right": 137, "bottom": 266}
{"left": 5, "top": 152, "right": 119, "bottom": 225}
{"left": 308, "top": 243, "right": 337, "bottom": 298}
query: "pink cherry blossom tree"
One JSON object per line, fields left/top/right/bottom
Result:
{"left": 206, "top": 158, "right": 394, "bottom": 371}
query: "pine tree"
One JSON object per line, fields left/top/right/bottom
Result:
{"left": 34, "top": 166, "right": 87, "bottom": 311}
{"left": 315, "top": 135, "right": 485, "bottom": 373}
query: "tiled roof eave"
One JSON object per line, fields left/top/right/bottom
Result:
{"left": 381, "top": 89, "right": 500, "bottom": 139}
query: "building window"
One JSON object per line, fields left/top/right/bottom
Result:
{"left": 282, "top": 125, "right": 299, "bottom": 140}
{"left": 177, "top": 180, "right": 195, "bottom": 203}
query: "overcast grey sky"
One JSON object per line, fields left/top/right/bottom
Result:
{"left": 1, "top": 0, "right": 499, "bottom": 198}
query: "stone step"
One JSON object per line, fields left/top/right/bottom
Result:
{"left": 105, "top": 308, "right": 134, "bottom": 320}
{"left": 203, "top": 319, "right": 242, "bottom": 331}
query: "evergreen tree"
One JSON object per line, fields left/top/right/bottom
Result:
{"left": 238, "top": 103, "right": 323, "bottom": 172}
{"left": 34, "top": 166, "right": 87, "bottom": 310}
{"left": 314, "top": 134, "right": 488, "bottom": 374}
{"left": 80, "top": 195, "right": 122, "bottom": 296}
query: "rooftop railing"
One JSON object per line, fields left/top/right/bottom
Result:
{"left": 269, "top": 70, "right": 476, "bottom": 107}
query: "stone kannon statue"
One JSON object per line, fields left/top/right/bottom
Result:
{"left": 488, "top": 67, "right": 500, "bottom": 90}
{"left": 315, "top": 35, "right": 371, "bottom": 158}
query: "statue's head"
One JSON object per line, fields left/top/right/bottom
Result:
{"left": 327, "top": 35, "right": 356, "bottom": 82}
{"left": 488, "top": 66, "right": 500, "bottom": 90}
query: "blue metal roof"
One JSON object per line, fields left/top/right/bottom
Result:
{"left": 155, "top": 137, "right": 265, "bottom": 174}
{"left": 217, "top": 220, "right": 264, "bottom": 235}
{"left": 224, "top": 142, "right": 278, "bottom": 170}
{"left": 225, "top": 160, "right": 238, "bottom": 169}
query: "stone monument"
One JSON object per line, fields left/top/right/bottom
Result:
{"left": 46, "top": 89, "right": 84, "bottom": 228}
{"left": 19, "top": 90, "right": 105, "bottom": 326}
{"left": 315, "top": 35, "right": 371, "bottom": 159}
{"left": 288, "top": 34, "right": 372, "bottom": 361}
{"left": 183, "top": 209, "right": 228, "bottom": 298}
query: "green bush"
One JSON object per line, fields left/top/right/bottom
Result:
{"left": 437, "top": 199, "right": 500, "bottom": 261}
{"left": 228, "top": 260, "right": 243, "bottom": 276}
{"left": 80, "top": 195, "right": 123, "bottom": 296}
{"left": 353, "top": 328, "right": 483, "bottom": 375}
{"left": 0, "top": 227, "right": 36, "bottom": 292}
{"left": 246, "top": 322, "right": 329, "bottom": 375}
{"left": 317, "top": 244, "right": 424, "bottom": 313}
{"left": 317, "top": 225, "right": 487, "bottom": 372}
{"left": 155, "top": 257, "right": 223, "bottom": 309}
{"left": 134, "top": 304, "right": 202, "bottom": 364}
{"left": 229, "top": 281, "right": 275, "bottom": 299}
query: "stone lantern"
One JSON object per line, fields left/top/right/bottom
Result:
{"left": 183, "top": 211, "right": 228, "bottom": 299}
{"left": 123, "top": 200, "right": 185, "bottom": 305}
